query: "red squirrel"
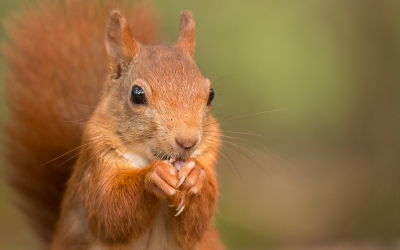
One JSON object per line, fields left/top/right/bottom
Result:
{"left": 3, "top": 0, "right": 223, "bottom": 249}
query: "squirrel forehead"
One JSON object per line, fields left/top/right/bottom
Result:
{"left": 134, "top": 45, "right": 206, "bottom": 87}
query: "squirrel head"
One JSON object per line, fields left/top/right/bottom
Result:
{"left": 90, "top": 10, "right": 217, "bottom": 167}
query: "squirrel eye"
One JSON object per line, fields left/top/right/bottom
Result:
{"left": 131, "top": 86, "right": 147, "bottom": 105}
{"left": 207, "top": 88, "right": 214, "bottom": 106}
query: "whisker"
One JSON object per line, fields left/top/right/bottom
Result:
{"left": 205, "top": 130, "right": 294, "bottom": 178}
{"left": 220, "top": 139, "right": 255, "bottom": 157}
{"left": 60, "top": 116, "right": 92, "bottom": 123}
{"left": 223, "top": 131, "right": 287, "bottom": 145}
{"left": 38, "top": 142, "right": 92, "bottom": 168}
{"left": 40, "top": 131, "right": 150, "bottom": 169}
{"left": 204, "top": 108, "right": 286, "bottom": 127}
{"left": 209, "top": 133, "right": 276, "bottom": 158}
{"left": 209, "top": 135, "right": 283, "bottom": 186}
{"left": 53, "top": 141, "right": 100, "bottom": 170}
{"left": 201, "top": 137, "right": 244, "bottom": 183}
{"left": 66, "top": 100, "right": 95, "bottom": 107}
{"left": 73, "top": 150, "right": 100, "bottom": 183}
{"left": 219, "top": 149, "right": 244, "bottom": 183}
{"left": 211, "top": 71, "right": 254, "bottom": 86}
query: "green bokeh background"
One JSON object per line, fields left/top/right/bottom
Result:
{"left": 1, "top": 0, "right": 400, "bottom": 249}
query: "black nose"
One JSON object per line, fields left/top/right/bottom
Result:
{"left": 175, "top": 136, "right": 198, "bottom": 150}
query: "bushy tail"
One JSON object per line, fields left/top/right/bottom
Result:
{"left": 2, "top": 0, "right": 158, "bottom": 245}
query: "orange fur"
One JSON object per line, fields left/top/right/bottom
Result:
{"left": 3, "top": 1, "right": 223, "bottom": 249}
{"left": 177, "top": 11, "right": 196, "bottom": 57}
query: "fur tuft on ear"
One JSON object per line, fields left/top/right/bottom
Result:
{"left": 176, "top": 10, "right": 196, "bottom": 57}
{"left": 105, "top": 10, "right": 139, "bottom": 78}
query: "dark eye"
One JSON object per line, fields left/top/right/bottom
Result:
{"left": 207, "top": 88, "right": 214, "bottom": 106}
{"left": 131, "top": 86, "right": 147, "bottom": 105}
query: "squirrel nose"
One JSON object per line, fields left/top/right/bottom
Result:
{"left": 175, "top": 136, "right": 198, "bottom": 150}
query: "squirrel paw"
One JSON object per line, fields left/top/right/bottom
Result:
{"left": 147, "top": 160, "right": 179, "bottom": 200}
{"left": 174, "top": 159, "right": 207, "bottom": 216}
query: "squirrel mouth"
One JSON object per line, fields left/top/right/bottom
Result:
{"left": 162, "top": 156, "right": 185, "bottom": 171}
{"left": 152, "top": 149, "right": 187, "bottom": 171}
{"left": 168, "top": 158, "right": 185, "bottom": 172}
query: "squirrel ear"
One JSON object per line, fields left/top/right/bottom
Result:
{"left": 105, "top": 10, "right": 139, "bottom": 78}
{"left": 176, "top": 10, "right": 196, "bottom": 57}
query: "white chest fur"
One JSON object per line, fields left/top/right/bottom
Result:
{"left": 116, "top": 150, "right": 151, "bottom": 169}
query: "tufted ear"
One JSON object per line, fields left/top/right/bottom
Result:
{"left": 105, "top": 10, "right": 140, "bottom": 78}
{"left": 176, "top": 10, "right": 196, "bottom": 57}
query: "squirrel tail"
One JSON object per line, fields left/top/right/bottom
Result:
{"left": 2, "top": 0, "right": 158, "bottom": 245}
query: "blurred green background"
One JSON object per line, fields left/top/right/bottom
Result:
{"left": 1, "top": 0, "right": 400, "bottom": 249}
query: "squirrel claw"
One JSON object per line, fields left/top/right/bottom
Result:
{"left": 176, "top": 198, "right": 184, "bottom": 211}
{"left": 175, "top": 205, "right": 185, "bottom": 216}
